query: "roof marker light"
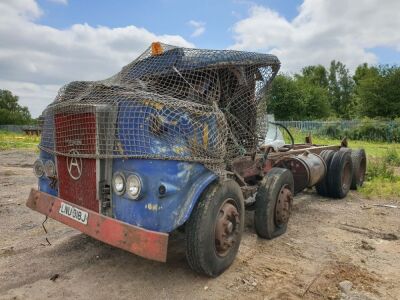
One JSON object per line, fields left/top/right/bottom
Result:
{"left": 151, "top": 42, "right": 163, "bottom": 56}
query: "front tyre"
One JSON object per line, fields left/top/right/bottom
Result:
{"left": 185, "top": 179, "right": 244, "bottom": 277}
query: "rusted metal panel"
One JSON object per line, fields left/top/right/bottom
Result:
{"left": 54, "top": 113, "right": 97, "bottom": 155}
{"left": 26, "top": 189, "right": 169, "bottom": 262}
{"left": 55, "top": 113, "right": 99, "bottom": 212}
{"left": 267, "top": 145, "right": 341, "bottom": 160}
{"left": 57, "top": 156, "right": 98, "bottom": 212}
{"left": 231, "top": 156, "right": 264, "bottom": 179}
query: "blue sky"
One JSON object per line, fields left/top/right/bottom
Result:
{"left": 36, "top": 0, "right": 303, "bottom": 49}
{"left": 370, "top": 47, "right": 400, "bottom": 65}
{"left": 1, "top": 0, "right": 400, "bottom": 117}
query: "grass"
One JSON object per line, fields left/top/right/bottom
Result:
{"left": 283, "top": 128, "right": 400, "bottom": 200}
{"left": 383, "top": 148, "right": 400, "bottom": 166}
{"left": 0, "top": 131, "right": 40, "bottom": 151}
{"left": 359, "top": 177, "right": 400, "bottom": 200}
{"left": 286, "top": 128, "right": 400, "bottom": 159}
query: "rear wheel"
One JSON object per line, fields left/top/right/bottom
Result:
{"left": 327, "top": 150, "right": 353, "bottom": 198}
{"left": 185, "top": 180, "right": 244, "bottom": 277}
{"left": 350, "top": 149, "right": 367, "bottom": 190}
{"left": 316, "top": 150, "right": 335, "bottom": 197}
{"left": 254, "top": 168, "right": 294, "bottom": 239}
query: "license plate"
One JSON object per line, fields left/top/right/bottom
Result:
{"left": 59, "top": 202, "right": 89, "bottom": 225}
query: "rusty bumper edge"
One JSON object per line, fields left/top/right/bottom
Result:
{"left": 26, "top": 188, "right": 168, "bottom": 263}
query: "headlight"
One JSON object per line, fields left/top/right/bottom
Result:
{"left": 44, "top": 160, "right": 56, "bottom": 177}
{"left": 112, "top": 172, "right": 125, "bottom": 195}
{"left": 126, "top": 174, "right": 142, "bottom": 199}
{"left": 33, "top": 159, "right": 44, "bottom": 178}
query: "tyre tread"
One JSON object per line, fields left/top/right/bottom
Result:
{"left": 316, "top": 150, "right": 335, "bottom": 197}
{"left": 327, "top": 150, "right": 353, "bottom": 198}
{"left": 350, "top": 148, "right": 366, "bottom": 190}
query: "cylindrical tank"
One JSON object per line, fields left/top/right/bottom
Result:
{"left": 297, "top": 152, "right": 327, "bottom": 187}
{"left": 274, "top": 151, "right": 327, "bottom": 194}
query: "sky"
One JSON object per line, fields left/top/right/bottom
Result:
{"left": 1, "top": 0, "right": 400, "bottom": 117}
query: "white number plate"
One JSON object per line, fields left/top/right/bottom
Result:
{"left": 59, "top": 202, "right": 89, "bottom": 225}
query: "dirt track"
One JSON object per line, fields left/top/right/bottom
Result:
{"left": 0, "top": 150, "right": 399, "bottom": 300}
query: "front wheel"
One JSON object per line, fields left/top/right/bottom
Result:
{"left": 185, "top": 179, "right": 244, "bottom": 277}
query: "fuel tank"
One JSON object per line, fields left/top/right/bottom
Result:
{"left": 274, "top": 151, "right": 327, "bottom": 194}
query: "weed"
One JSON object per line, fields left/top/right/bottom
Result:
{"left": 384, "top": 148, "right": 400, "bottom": 166}
{"left": 366, "top": 160, "right": 397, "bottom": 181}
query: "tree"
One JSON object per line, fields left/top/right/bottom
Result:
{"left": 267, "top": 74, "right": 303, "bottom": 120}
{"left": 328, "top": 60, "right": 355, "bottom": 118}
{"left": 353, "top": 63, "right": 379, "bottom": 85}
{"left": 355, "top": 65, "right": 400, "bottom": 118}
{"left": 295, "top": 79, "right": 331, "bottom": 120}
{"left": 268, "top": 62, "right": 400, "bottom": 120}
{"left": 295, "top": 65, "right": 331, "bottom": 119}
{"left": 0, "top": 90, "right": 32, "bottom": 125}
{"left": 267, "top": 74, "right": 331, "bottom": 120}
{"left": 296, "top": 65, "right": 329, "bottom": 88}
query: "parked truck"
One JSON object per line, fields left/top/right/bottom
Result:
{"left": 27, "top": 42, "right": 366, "bottom": 277}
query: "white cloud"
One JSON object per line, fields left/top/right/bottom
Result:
{"left": 48, "top": 0, "right": 68, "bottom": 5}
{"left": 188, "top": 20, "right": 206, "bottom": 38}
{"left": 0, "top": 1, "right": 193, "bottom": 117}
{"left": 2, "top": 0, "right": 42, "bottom": 19}
{"left": 230, "top": 1, "right": 400, "bottom": 72}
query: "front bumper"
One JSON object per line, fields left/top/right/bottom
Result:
{"left": 26, "top": 189, "right": 169, "bottom": 262}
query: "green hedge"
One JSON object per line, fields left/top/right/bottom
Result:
{"left": 317, "top": 119, "right": 400, "bottom": 142}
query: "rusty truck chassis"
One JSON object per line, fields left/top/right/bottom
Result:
{"left": 231, "top": 136, "right": 347, "bottom": 201}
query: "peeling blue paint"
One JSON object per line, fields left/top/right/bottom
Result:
{"left": 116, "top": 100, "right": 220, "bottom": 159}
{"left": 112, "top": 158, "right": 217, "bottom": 232}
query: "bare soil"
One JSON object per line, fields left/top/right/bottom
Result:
{"left": 0, "top": 150, "right": 399, "bottom": 300}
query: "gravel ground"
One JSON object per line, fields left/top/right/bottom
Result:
{"left": 0, "top": 150, "right": 399, "bottom": 300}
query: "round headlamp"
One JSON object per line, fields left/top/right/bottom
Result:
{"left": 33, "top": 159, "right": 44, "bottom": 178}
{"left": 112, "top": 172, "right": 125, "bottom": 195}
{"left": 44, "top": 160, "right": 56, "bottom": 177}
{"left": 126, "top": 174, "right": 142, "bottom": 199}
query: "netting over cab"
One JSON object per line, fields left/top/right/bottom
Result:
{"left": 40, "top": 42, "right": 280, "bottom": 174}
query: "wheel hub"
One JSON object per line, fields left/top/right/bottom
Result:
{"left": 215, "top": 200, "right": 240, "bottom": 257}
{"left": 275, "top": 185, "right": 293, "bottom": 226}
